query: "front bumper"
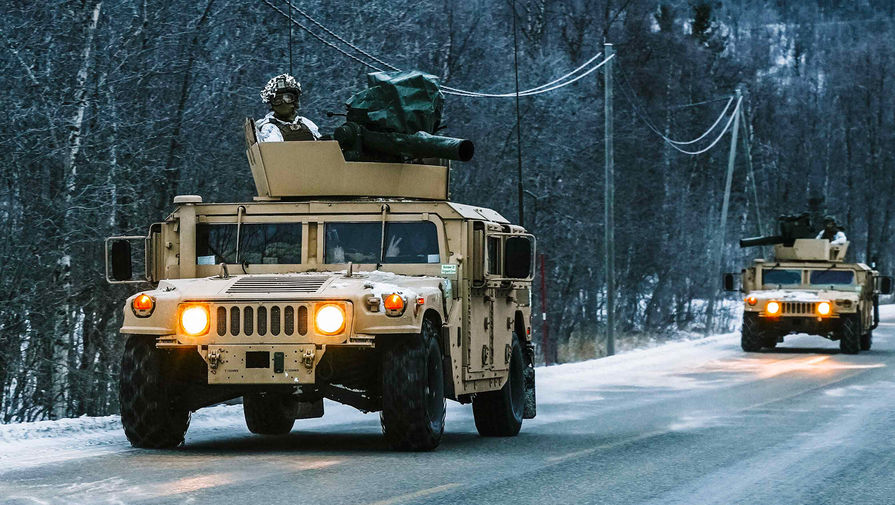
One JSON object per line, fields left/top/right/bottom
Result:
{"left": 205, "top": 343, "right": 323, "bottom": 384}
{"left": 749, "top": 311, "right": 852, "bottom": 337}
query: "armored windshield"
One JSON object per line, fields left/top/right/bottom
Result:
{"left": 762, "top": 269, "right": 802, "bottom": 287}
{"left": 324, "top": 221, "right": 439, "bottom": 264}
{"left": 196, "top": 223, "right": 302, "bottom": 265}
{"left": 809, "top": 270, "right": 855, "bottom": 287}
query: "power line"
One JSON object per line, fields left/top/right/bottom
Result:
{"left": 282, "top": 0, "right": 399, "bottom": 72}
{"left": 264, "top": 0, "right": 613, "bottom": 99}
{"left": 616, "top": 60, "right": 734, "bottom": 145}
{"left": 260, "top": 0, "right": 384, "bottom": 72}
{"left": 444, "top": 55, "right": 614, "bottom": 98}
{"left": 615, "top": 60, "right": 741, "bottom": 155}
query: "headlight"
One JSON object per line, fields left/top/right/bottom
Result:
{"left": 745, "top": 296, "right": 757, "bottom": 306}
{"left": 180, "top": 304, "right": 210, "bottom": 336}
{"left": 817, "top": 301, "right": 832, "bottom": 316}
{"left": 766, "top": 301, "right": 781, "bottom": 315}
{"left": 132, "top": 294, "right": 155, "bottom": 317}
{"left": 315, "top": 304, "right": 346, "bottom": 335}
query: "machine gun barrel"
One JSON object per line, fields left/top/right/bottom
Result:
{"left": 334, "top": 122, "right": 475, "bottom": 162}
{"left": 740, "top": 235, "right": 784, "bottom": 248}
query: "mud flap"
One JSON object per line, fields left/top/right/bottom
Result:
{"left": 523, "top": 363, "right": 536, "bottom": 419}
{"left": 294, "top": 398, "right": 324, "bottom": 419}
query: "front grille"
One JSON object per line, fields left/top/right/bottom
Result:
{"left": 226, "top": 276, "right": 329, "bottom": 294}
{"left": 782, "top": 301, "right": 816, "bottom": 315}
{"left": 215, "top": 303, "right": 309, "bottom": 338}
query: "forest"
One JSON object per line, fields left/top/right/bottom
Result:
{"left": 2, "top": 0, "right": 895, "bottom": 421}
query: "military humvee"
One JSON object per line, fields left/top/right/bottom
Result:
{"left": 105, "top": 74, "right": 537, "bottom": 451}
{"left": 724, "top": 214, "right": 892, "bottom": 354}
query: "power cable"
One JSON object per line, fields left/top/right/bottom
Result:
{"left": 264, "top": 0, "right": 613, "bottom": 99}
{"left": 261, "top": 0, "right": 384, "bottom": 72}
{"left": 443, "top": 54, "right": 613, "bottom": 97}
{"left": 667, "top": 95, "right": 734, "bottom": 110}
{"left": 616, "top": 60, "right": 734, "bottom": 146}
{"left": 615, "top": 60, "right": 741, "bottom": 155}
{"left": 282, "top": 0, "right": 400, "bottom": 72}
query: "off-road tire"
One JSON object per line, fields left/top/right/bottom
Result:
{"left": 243, "top": 392, "right": 296, "bottom": 435}
{"left": 472, "top": 332, "right": 524, "bottom": 437}
{"left": 741, "top": 313, "right": 766, "bottom": 352}
{"left": 119, "top": 336, "right": 191, "bottom": 448}
{"left": 380, "top": 318, "right": 445, "bottom": 451}
{"left": 861, "top": 330, "right": 872, "bottom": 351}
{"left": 839, "top": 314, "right": 861, "bottom": 354}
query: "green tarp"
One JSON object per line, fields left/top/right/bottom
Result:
{"left": 345, "top": 70, "right": 444, "bottom": 134}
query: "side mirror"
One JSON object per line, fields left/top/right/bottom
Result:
{"left": 505, "top": 236, "right": 534, "bottom": 279}
{"left": 110, "top": 240, "right": 133, "bottom": 281}
{"left": 723, "top": 273, "right": 738, "bottom": 292}
{"left": 880, "top": 276, "right": 893, "bottom": 295}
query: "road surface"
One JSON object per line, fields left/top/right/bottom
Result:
{"left": 3, "top": 308, "right": 895, "bottom": 504}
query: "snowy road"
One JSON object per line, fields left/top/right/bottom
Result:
{"left": 3, "top": 308, "right": 895, "bottom": 505}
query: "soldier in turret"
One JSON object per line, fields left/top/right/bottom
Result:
{"left": 256, "top": 74, "right": 321, "bottom": 142}
{"left": 816, "top": 215, "right": 847, "bottom": 245}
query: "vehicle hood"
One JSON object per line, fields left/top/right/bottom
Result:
{"left": 152, "top": 271, "right": 446, "bottom": 301}
{"left": 750, "top": 288, "right": 861, "bottom": 302}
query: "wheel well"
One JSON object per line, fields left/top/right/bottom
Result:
{"left": 423, "top": 309, "right": 444, "bottom": 350}
{"left": 514, "top": 311, "right": 526, "bottom": 341}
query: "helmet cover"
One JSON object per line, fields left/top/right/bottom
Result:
{"left": 261, "top": 74, "right": 302, "bottom": 103}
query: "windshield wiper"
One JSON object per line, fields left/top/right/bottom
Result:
{"left": 377, "top": 204, "right": 390, "bottom": 270}
{"left": 235, "top": 205, "right": 248, "bottom": 273}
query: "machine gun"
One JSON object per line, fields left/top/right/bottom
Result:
{"left": 740, "top": 213, "right": 815, "bottom": 248}
{"left": 334, "top": 70, "right": 475, "bottom": 163}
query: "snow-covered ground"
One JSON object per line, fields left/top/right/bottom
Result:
{"left": 2, "top": 305, "right": 892, "bottom": 475}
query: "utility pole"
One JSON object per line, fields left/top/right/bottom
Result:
{"left": 512, "top": 0, "right": 524, "bottom": 227}
{"left": 539, "top": 253, "right": 550, "bottom": 365}
{"left": 604, "top": 42, "right": 615, "bottom": 356}
{"left": 706, "top": 87, "right": 742, "bottom": 335}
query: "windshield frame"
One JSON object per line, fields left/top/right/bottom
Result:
{"left": 321, "top": 214, "right": 446, "bottom": 266}
{"left": 808, "top": 268, "right": 856, "bottom": 288}
{"left": 760, "top": 268, "right": 803, "bottom": 288}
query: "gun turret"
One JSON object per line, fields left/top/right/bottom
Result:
{"left": 740, "top": 213, "right": 814, "bottom": 248}
{"left": 335, "top": 70, "right": 475, "bottom": 164}
{"left": 334, "top": 122, "right": 474, "bottom": 162}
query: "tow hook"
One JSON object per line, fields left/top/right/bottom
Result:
{"left": 207, "top": 349, "right": 221, "bottom": 373}
{"left": 302, "top": 348, "right": 316, "bottom": 371}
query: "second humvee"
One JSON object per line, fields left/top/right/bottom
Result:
{"left": 725, "top": 214, "right": 892, "bottom": 354}
{"left": 106, "top": 124, "right": 537, "bottom": 450}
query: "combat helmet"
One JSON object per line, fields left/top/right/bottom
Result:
{"left": 260, "top": 74, "right": 302, "bottom": 103}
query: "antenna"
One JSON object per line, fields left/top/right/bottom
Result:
{"left": 512, "top": 0, "right": 524, "bottom": 227}
{"left": 288, "top": 0, "right": 293, "bottom": 75}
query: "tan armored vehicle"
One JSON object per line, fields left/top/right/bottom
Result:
{"left": 106, "top": 73, "right": 536, "bottom": 451}
{"left": 725, "top": 214, "right": 892, "bottom": 354}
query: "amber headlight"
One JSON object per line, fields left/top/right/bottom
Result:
{"left": 132, "top": 294, "right": 155, "bottom": 317}
{"left": 383, "top": 293, "right": 406, "bottom": 317}
{"left": 817, "top": 301, "right": 832, "bottom": 316}
{"left": 766, "top": 301, "right": 781, "bottom": 315}
{"left": 180, "top": 304, "right": 210, "bottom": 336}
{"left": 315, "top": 304, "right": 346, "bottom": 335}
